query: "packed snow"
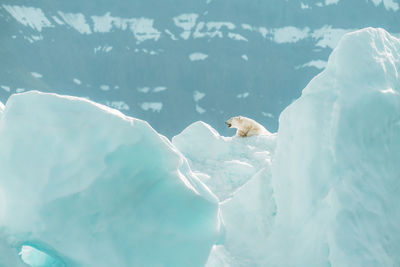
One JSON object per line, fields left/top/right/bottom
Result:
{"left": 1, "top": 27, "right": 400, "bottom": 266}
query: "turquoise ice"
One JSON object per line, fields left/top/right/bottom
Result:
{"left": 0, "top": 92, "right": 219, "bottom": 266}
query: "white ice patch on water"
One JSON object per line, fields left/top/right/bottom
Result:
{"left": 193, "top": 21, "right": 235, "bottom": 39}
{"left": 140, "top": 102, "right": 163, "bottom": 112}
{"left": 94, "top": 45, "right": 113, "bottom": 53}
{"left": 173, "top": 13, "right": 199, "bottom": 40}
{"left": 100, "top": 85, "right": 110, "bottom": 91}
{"left": 105, "top": 101, "right": 130, "bottom": 111}
{"left": 91, "top": 12, "right": 116, "bottom": 33}
{"left": 130, "top": 18, "right": 161, "bottom": 43}
{"left": 297, "top": 60, "right": 328, "bottom": 69}
{"left": 241, "top": 24, "right": 267, "bottom": 38}
{"left": 242, "top": 54, "right": 248, "bottom": 61}
{"left": 262, "top": 112, "right": 274, "bottom": 118}
{"left": 273, "top": 26, "right": 310, "bottom": 44}
{"left": 189, "top": 52, "right": 208, "bottom": 61}
{"left": 237, "top": 92, "right": 250, "bottom": 98}
{"left": 258, "top": 27, "right": 268, "bottom": 38}
{"left": 370, "top": 0, "right": 399, "bottom": 11}
{"left": 301, "top": 2, "right": 311, "bottom": 9}
{"left": 228, "top": 32, "right": 248, "bottom": 41}
{"left": 312, "top": 26, "right": 355, "bottom": 49}
{"left": 153, "top": 86, "right": 167, "bottom": 93}
{"left": 137, "top": 87, "right": 150, "bottom": 93}
{"left": 193, "top": 91, "right": 206, "bottom": 102}
{"left": 165, "top": 29, "right": 178, "bottom": 40}
{"left": 57, "top": 11, "right": 92, "bottom": 34}
{"left": 91, "top": 13, "right": 160, "bottom": 42}
{"left": 73, "top": 78, "right": 82, "bottom": 85}
{"left": 23, "top": 35, "right": 43, "bottom": 43}
{"left": 52, "top": 15, "right": 64, "bottom": 25}
{"left": 16, "top": 88, "right": 25, "bottom": 93}
{"left": 2, "top": 5, "right": 53, "bottom": 32}
{"left": 31, "top": 72, "right": 42, "bottom": 78}
{"left": 325, "top": 0, "right": 340, "bottom": 5}
{"left": 193, "top": 91, "right": 206, "bottom": 113}
{"left": 1, "top": 86, "right": 10, "bottom": 92}
{"left": 196, "top": 105, "right": 206, "bottom": 114}
{"left": 241, "top": 24, "right": 253, "bottom": 31}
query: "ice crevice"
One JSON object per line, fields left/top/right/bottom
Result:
{"left": 0, "top": 27, "right": 400, "bottom": 266}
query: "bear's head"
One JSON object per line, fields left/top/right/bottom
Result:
{"left": 225, "top": 116, "right": 243, "bottom": 129}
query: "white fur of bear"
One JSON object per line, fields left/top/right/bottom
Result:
{"left": 225, "top": 116, "right": 270, "bottom": 137}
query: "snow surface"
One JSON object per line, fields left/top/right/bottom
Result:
{"left": 1, "top": 27, "right": 400, "bottom": 266}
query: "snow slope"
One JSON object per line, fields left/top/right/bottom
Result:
{"left": 0, "top": 91, "right": 219, "bottom": 267}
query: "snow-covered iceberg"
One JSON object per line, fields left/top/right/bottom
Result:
{"left": 0, "top": 92, "right": 219, "bottom": 267}
{"left": 205, "top": 27, "right": 400, "bottom": 266}
{"left": 1, "top": 27, "right": 400, "bottom": 267}
{"left": 173, "top": 122, "right": 277, "bottom": 265}
{"left": 268, "top": 27, "right": 400, "bottom": 266}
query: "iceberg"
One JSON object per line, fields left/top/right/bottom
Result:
{"left": 205, "top": 27, "right": 400, "bottom": 266}
{"left": 1, "top": 27, "right": 400, "bottom": 267}
{"left": 0, "top": 92, "right": 219, "bottom": 267}
{"left": 173, "top": 122, "right": 277, "bottom": 265}
{"left": 267, "top": 27, "right": 400, "bottom": 266}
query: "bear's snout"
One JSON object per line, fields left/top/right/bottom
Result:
{"left": 225, "top": 121, "right": 232, "bottom": 128}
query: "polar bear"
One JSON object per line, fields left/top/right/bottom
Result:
{"left": 225, "top": 116, "right": 270, "bottom": 137}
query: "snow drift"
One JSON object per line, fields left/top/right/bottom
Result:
{"left": 1, "top": 27, "right": 400, "bottom": 267}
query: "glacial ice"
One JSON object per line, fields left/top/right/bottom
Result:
{"left": 0, "top": 92, "right": 219, "bottom": 267}
{"left": 206, "top": 27, "right": 400, "bottom": 266}
{"left": 1, "top": 27, "right": 400, "bottom": 267}
{"left": 173, "top": 122, "right": 277, "bottom": 265}
{"left": 267, "top": 27, "right": 400, "bottom": 266}
{"left": 184, "top": 27, "right": 400, "bottom": 266}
